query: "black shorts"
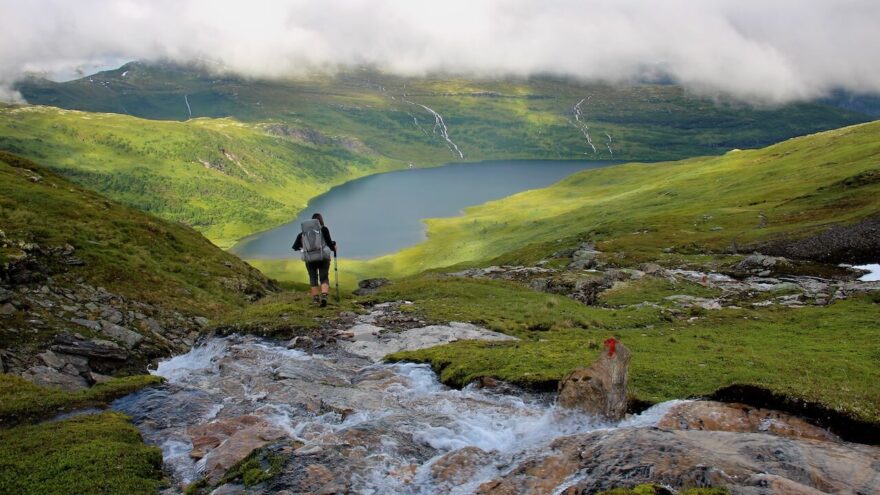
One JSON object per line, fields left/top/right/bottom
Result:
{"left": 306, "top": 259, "right": 331, "bottom": 286}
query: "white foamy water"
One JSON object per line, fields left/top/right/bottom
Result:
{"left": 114, "top": 336, "right": 682, "bottom": 493}
{"left": 855, "top": 264, "right": 880, "bottom": 281}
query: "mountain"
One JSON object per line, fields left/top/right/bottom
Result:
{"left": 16, "top": 61, "right": 872, "bottom": 164}
{"left": 0, "top": 104, "right": 398, "bottom": 248}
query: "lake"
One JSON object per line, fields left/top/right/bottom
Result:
{"left": 230, "top": 160, "right": 616, "bottom": 259}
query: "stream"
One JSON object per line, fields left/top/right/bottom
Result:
{"left": 112, "top": 335, "right": 679, "bottom": 494}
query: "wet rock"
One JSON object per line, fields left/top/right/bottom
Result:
{"left": 431, "top": 446, "right": 492, "bottom": 485}
{"left": 352, "top": 278, "right": 390, "bottom": 296}
{"left": 287, "top": 336, "right": 314, "bottom": 350}
{"left": 189, "top": 415, "right": 287, "bottom": 482}
{"left": 483, "top": 427, "right": 880, "bottom": 495}
{"left": 557, "top": 339, "right": 630, "bottom": 420}
{"left": 100, "top": 321, "right": 144, "bottom": 348}
{"left": 50, "top": 333, "right": 129, "bottom": 360}
{"left": 21, "top": 365, "right": 89, "bottom": 390}
{"left": 657, "top": 401, "right": 839, "bottom": 442}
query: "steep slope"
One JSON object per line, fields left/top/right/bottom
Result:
{"left": 0, "top": 105, "right": 398, "bottom": 247}
{"left": 17, "top": 61, "right": 870, "bottom": 163}
{"left": 273, "top": 120, "right": 880, "bottom": 281}
{"left": 0, "top": 151, "right": 274, "bottom": 381}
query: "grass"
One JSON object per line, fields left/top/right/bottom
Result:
{"left": 0, "top": 373, "right": 163, "bottom": 427}
{"left": 377, "top": 277, "right": 880, "bottom": 424}
{"left": 0, "top": 412, "right": 163, "bottom": 495}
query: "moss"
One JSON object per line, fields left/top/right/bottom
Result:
{"left": 0, "top": 373, "right": 163, "bottom": 427}
{"left": 0, "top": 412, "right": 163, "bottom": 495}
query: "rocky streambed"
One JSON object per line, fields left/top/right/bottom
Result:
{"left": 111, "top": 304, "right": 880, "bottom": 494}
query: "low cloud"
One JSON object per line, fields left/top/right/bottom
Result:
{"left": 1, "top": 0, "right": 879, "bottom": 104}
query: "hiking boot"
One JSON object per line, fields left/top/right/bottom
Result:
{"left": 320, "top": 294, "right": 328, "bottom": 307}
{"left": 312, "top": 295, "right": 320, "bottom": 305}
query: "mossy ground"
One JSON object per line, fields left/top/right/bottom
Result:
{"left": 0, "top": 373, "right": 165, "bottom": 494}
{"left": 0, "top": 412, "right": 163, "bottom": 495}
{"left": 0, "top": 373, "right": 163, "bottom": 427}
{"left": 376, "top": 277, "right": 880, "bottom": 425}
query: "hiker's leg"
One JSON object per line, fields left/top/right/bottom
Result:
{"left": 318, "top": 260, "right": 331, "bottom": 296}
{"left": 306, "top": 261, "right": 320, "bottom": 297}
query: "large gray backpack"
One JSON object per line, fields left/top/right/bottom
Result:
{"left": 300, "top": 219, "right": 331, "bottom": 263}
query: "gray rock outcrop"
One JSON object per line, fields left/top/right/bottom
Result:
{"left": 557, "top": 339, "right": 631, "bottom": 420}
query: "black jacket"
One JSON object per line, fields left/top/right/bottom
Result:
{"left": 293, "top": 226, "right": 336, "bottom": 252}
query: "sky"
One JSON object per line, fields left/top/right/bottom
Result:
{"left": 1, "top": 0, "right": 879, "bottom": 104}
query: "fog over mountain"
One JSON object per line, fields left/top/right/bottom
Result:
{"left": 1, "top": 0, "right": 879, "bottom": 104}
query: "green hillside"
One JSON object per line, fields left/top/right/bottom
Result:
{"left": 0, "top": 151, "right": 273, "bottom": 355}
{"left": 0, "top": 105, "right": 398, "bottom": 248}
{"left": 257, "top": 120, "right": 880, "bottom": 282}
{"left": 17, "top": 61, "right": 870, "bottom": 164}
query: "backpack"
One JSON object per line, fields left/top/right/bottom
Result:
{"left": 300, "top": 219, "right": 331, "bottom": 263}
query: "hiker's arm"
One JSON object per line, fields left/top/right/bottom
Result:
{"left": 292, "top": 233, "right": 303, "bottom": 251}
{"left": 322, "top": 227, "right": 337, "bottom": 252}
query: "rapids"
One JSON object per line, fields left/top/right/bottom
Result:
{"left": 113, "top": 335, "right": 682, "bottom": 493}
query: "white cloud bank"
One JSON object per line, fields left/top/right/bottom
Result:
{"left": 1, "top": 0, "right": 879, "bottom": 103}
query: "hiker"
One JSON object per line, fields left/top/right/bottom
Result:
{"left": 292, "top": 213, "right": 337, "bottom": 307}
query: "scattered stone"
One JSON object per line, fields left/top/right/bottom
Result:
{"left": 70, "top": 318, "right": 101, "bottom": 331}
{"left": 557, "top": 339, "right": 630, "bottom": 420}
{"left": 99, "top": 321, "right": 144, "bottom": 348}
{"left": 352, "top": 278, "right": 391, "bottom": 296}
{"left": 0, "top": 303, "right": 15, "bottom": 316}
{"left": 192, "top": 316, "right": 209, "bottom": 327}
{"left": 50, "top": 334, "right": 129, "bottom": 360}
{"left": 287, "top": 336, "right": 314, "bottom": 350}
{"left": 21, "top": 365, "right": 89, "bottom": 390}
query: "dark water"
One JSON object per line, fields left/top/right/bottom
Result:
{"left": 230, "top": 160, "right": 615, "bottom": 259}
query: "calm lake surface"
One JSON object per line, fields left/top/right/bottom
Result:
{"left": 231, "top": 160, "right": 615, "bottom": 259}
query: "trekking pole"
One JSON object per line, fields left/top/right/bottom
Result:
{"left": 334, "top": 249, "right": 340, "bottom": 303}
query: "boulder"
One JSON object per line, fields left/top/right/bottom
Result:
{"left": 50, "top": 334, "right": 129, "bottom": 360}
{"left": 37, "top": 350, "right": 89, "bottom": 375}
{"left": 352, "top": 278, "right": 391, "bottom": 296}
{"left": 657, "top": 401, "right": 839, "bottom": 442}
{"left": 99, "top": 321, "right": 144, "bottom": 348}
{"left": 70, "top": 318, "right": 101, "bottom": 331}
{"left": 557, "top": 338, "right": 630, "bottom": 420}
{"left": 21, "top": 365, "right": 89, "bottom": 390}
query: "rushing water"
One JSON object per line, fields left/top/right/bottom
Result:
{"left": 230, "top": 160, "right": 615, "bottom": 259}
{"left": 113, "top": 335, "right": 680, "bottom": 493}
{"left": 856, "top": 264, "right": 880, "bottom": 281}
